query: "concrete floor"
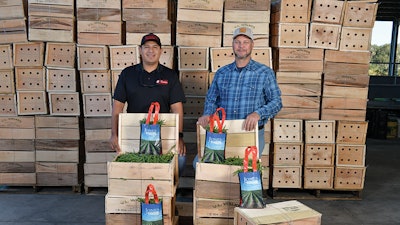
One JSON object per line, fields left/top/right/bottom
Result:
{"left": 0, "top": 138, "right": 399, "bottom": 225}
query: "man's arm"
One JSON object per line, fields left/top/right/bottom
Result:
{"left": 109, "top": 100, "right": 125, "bottom": 154}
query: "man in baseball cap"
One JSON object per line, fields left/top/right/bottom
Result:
{"left": 141, "top": 33, "right": 162, "bottom": 47}
{"left": 233, "top": 26, "right": 254, "bottom": 40}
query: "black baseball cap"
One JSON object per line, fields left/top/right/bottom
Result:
{"left": 141, "top": 33, "right": 161, "bottom": 47}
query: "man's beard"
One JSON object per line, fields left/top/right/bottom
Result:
{"left": 234, "top": 51, "right": 252, "bottom": 60}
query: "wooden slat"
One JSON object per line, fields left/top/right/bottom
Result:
{"left": 77, "top": 8, "right": 121, "bottom": 21}
{"left": 323, "top": 73, "right": 369, "bottom": 88}
{"left": 323, "top": 85, "right": 368, "bottom": 99}
{"left": 325, "top": 49, "right": 371, "bottom": 64}
{"left": 322, "top": 97, "right": 368, "bottom": 110}
{"left": 0, "top": 151, "right": 35, "bottom": 162}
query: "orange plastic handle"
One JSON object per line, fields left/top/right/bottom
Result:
{"left": 243, "top": 146, "right": 258, "bottom": 172}
{"left": 146, "top": 102, "right": 160, "bottom": 125}
{"left": 144, "top": 184, "right": 159, "bottom": 204}
{"left": 209, "top": 107, "right": 226, "bottom": 133}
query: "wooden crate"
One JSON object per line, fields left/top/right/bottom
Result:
{"left": 126, "top": 32, "right": 171, "bottom": 46}
{"left": 321, "top": 109, "right": 366, "bottom": 122}
{"left": 273, "top": 119, "right": 303, "bottom": 143}
{"left": 84, "top": 163, "right": 108, "bottom": 188}
{"left": 48, "top": 92, "right": 80, "bottom": 116}
{"left": 276, "top": 71, "right": 322, "bottom": 84}
{"left": 0, "top": 1, "right": 24, "bottom": 19}
{"left": 270, "top": 23, "right": 309, "bottom": 48}
{"left": 305, "top": 120, "right": 335, "bottom": 143}
{"left": 45, "top": 42, "right": 76, "bottom": 68}
{"left": 46, "top": 68, "right": 77, "bottom": 92}
{"left": 77, "top": 45, "right": 109, "bottom": 70}
{"left": 234, "top": 200, "right": 321, "bottom": 225}
{"left": 183, "top": 96, "right": 204, "bottom": 119}
{"left": 111, "top": 70, "right": 121, "bottom": 94}
{"left": 80, "top": 70, "right": 111, "bottom": 93}
{"left": 323, "top": 85, "right": 368, "bottom": 99}
{"left": 339, "top": 27, "right": 372, "bottom": 52}
{"left": 273, "top": 142, "right": 303, "bottom": 166}
{"left": 179, "top": 71, "right": 208, "bottom": 96}
{"left": 322, "top": 97, "right": 368, "bottom": 111}
{"left": 272, "top": 165, "right": 302, "bottom": 188}
{"left": 76, "top": 0, "right": 120, "bottom": 9}
{"left": 273, "top": 48, "right": 324, "bottom": 72}
{"left": 323, "top": 73, "right": 369, "bottom": 88}
{"left": 28, "top": 16, "right": 75, "bottom": 43}
{"left": 176, "top": 33, "right": 221, "bottom": 48}
{"left": 271, "top": 0, "right": 312, "bottom": 23}
{"left": 17, "top": 91, "right": 48, "bottom": 115}
{"left": 342, "top": 1, "right": 378, "bottom": 28}
{"left": 15, "top": 67, "right": 45, "bottom": 91}
{"left": 311, "top": 0, "right": 345, "bottom": 24}
{"left": 0, "top": 151, "right": 35, "bottom": 163}
{"left": 36, "top": 162, "right": 82, "bottom": 186}
{"left": 178, "top": 0, "right": 223, "bottom": 11}
{"left": 0, "top": 116, "right": 35, "bottom": 139}
{"left": 281, "top": 96, "right": 320, "bottom": 109}
{"left": 336, "top": 120, "right": 368, "bottom": 144}
{"left": 35, "top": 116, "right": 80, "bottom": 139}
{"left": 0, "top": 44, "right": 13, "bottom": 69}
{"left": 304, "top": 143, "right": 335, "bottom": 167}
{"left": 77, "top": 21, "right": 122, "bottom": 45}
{"left": 13, "top": 42, "right": 44, "bottom": 67}
{"left": 76, "top": 8, "right": 121, "bottom": 21}
{"left": 224, "top": 0, "right": 270, "bottom": 11}
{"left": 118, "top": 113, "right": 179, "bottom": 154}
{"left": 0, "top": 19, "right": 27, "bottom": 44}
{"left": 0, "top": 94, "right": 17, "bottom": 116}
{"left": 334, "top": 166, "right": 366, "bottom": 190}
{"left": 122, "top": 0, "right": 168, "bottom": 9}
{"left": 275, "top": 107, "right": 320, "bottom": 120}
{"left": 308, "top": 22, "right": 341, "bottom": 50}
{"left": 28, "top": 0, "right": 74, "bottom": 18}
{"left": 109, "top": 45, "right": 139, "bottom": 70}
{"left": 178, "top": 47, "right": 209, "bottom": 71}
{"left": 0, "top": 70, "right": 14, "bottom": 93}
{"left": 336, "top": 144, "right": 366, "bottom": 167}
{"left": 303, "top": 166, "right": 334, "bottom": 190}
{"left": 194, "top": 163, "right": 241, "bottom": 223}
{"left": 224, "top": 10, "right": 270, "bottom": 23}
{"left": 324, "top": 62, "right": 369, "bottom": 78}
{"left": 325, "top": 49, "right": 371, "bottom": 64}
{"left": 197, "top": 119, "right": 258, "bottom": 159}
{"left": 0, "top": 172, "right": 36, "bottom": 185}
{"left": 177, "top": 20, "right": 222, "bottom": 36}
{"left": 107, "top": 154, "right": 178, "bottom": 197}
{"left": 177, "top": 9, "right": 223, "bottom": 24}
{"left": 83, "top": 93, "right": 112, "bottom": 117}
{"left": 123, "top": 8, "right": 169, "bottom": 21}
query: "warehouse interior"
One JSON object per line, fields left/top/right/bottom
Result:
{"left": 1, "top": 0, "right": 400, "bottom": 225}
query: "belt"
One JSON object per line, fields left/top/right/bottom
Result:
{"left": 258, "top": 125, "right": 264, "bottom": 130}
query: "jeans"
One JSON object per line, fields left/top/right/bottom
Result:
{"left": 178, "top": 154, "right": 186, "bottom": 176}
{"left": 192, "top": 128, "right": 265, "bottom": 170}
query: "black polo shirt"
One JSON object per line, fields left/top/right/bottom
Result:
{"left": 113, "top": 63, "right": 186, "bottom": 113}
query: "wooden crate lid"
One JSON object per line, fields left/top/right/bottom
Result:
{"left": 224, "top": 0, "right": 270, "bottom": 11}
{"left": 0, "top": 69, "right": 14, "bottom": 93}
{"left": 122, "top": 0, "right": 168, "bottom": 9}
{"left": 178, "top": 46, "right": 209, "bottom": 71}
{"left": 80, "top": 70, "right": 111, "bottom": 94}
{"left": 304, "top": 143, "right": 335, "bottom": 166}
{"left": 178, "top": 0, "right": 223, "bottom": 11}
{"left": 109, "top": 45, "right": 139, "bottom": 70}
{"left": 309, "top": 22, "right": 342, "bottom": 50}
{"left": 46, "top": 67, "right": 77, "bottom": 92}
{"left": 343, "top": 1, "right": 378, "bottom": 28}
{"left": 48, "top": 92, "right": 80, "bottom": 116}
{"left": 305, "top": 120, "right": 336, "bottom": 143}
{"left": 0, "top": 94, "right": 17, "bottom": 116}
{"left": 76, "top": 0, "right": 121, "bottom": 9}
{"left": 339, "top": 27, "right": 372, "bottom": 52}
{"left": 16, "top": 91, "right": 48, "bottom": 115}
{"left": 77, "top": 44, "right": 109, "bottom": 70}
{"left": 324, "top": 49, "right": 371, "bottom": 64}
{"left": 45, "top": 42, "right": 76, "bottom": 68}
{"left": 311, "top": 0, "right": 345, "bottom": 24}
{"left": 336, "top": 144, "right": 366, "bottom": 167}
{"left": 0, "top": 19, "right": 27, "bottom": 44}
{"left": 15, "top": 66, "right": 46, "bottom": 91}
{"left": 83, "top": 93, "right": 112, "bottom": 117}
{"left": 273, "top": 118, "right": 303, "bottom": 143}
{"left": 13, "top": 42, "right": 44, "bottom": 67}
{"left": 0, "top": 44, "right": 13, "bottom": 69}
{"left": 276, "top": 72, "right": 322, "bottom": 84}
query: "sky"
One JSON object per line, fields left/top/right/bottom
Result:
{"left": 371, "top": 21, "right": 393, "bottom": 46}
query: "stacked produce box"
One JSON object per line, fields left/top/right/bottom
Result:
{"left": 0, "top": 1, "right": 27, "bottom": 44}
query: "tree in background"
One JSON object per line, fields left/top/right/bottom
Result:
{"left": 369, "top": 43, "right": 400, "bottom": 76}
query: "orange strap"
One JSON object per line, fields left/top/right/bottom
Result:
{"left": 146, "top": 102, "right": 160, "bottom": 125}
{"left": 144, "top": 184, "right": 159, "bottom": 204}
{"left": 209, "top": 107, "right": 226, "bottom": 133}
{"left": 243, "top": 146, "right": 258, "bottom": 172}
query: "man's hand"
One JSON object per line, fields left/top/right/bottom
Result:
{"left": 109, "top": 135, "right": 121, "bottom": 154}
{"left": 244, "top": 112, "right": 261, "bottom": 131}
{"left": 178, "top": 138, "right": 186, "bottom": 156}
{"left": 197, "top": 115, "right": 210, "bottom": 128}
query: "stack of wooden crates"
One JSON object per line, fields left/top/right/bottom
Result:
{"left": 105, "top": 113, "right": 179, "bottom": 225}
